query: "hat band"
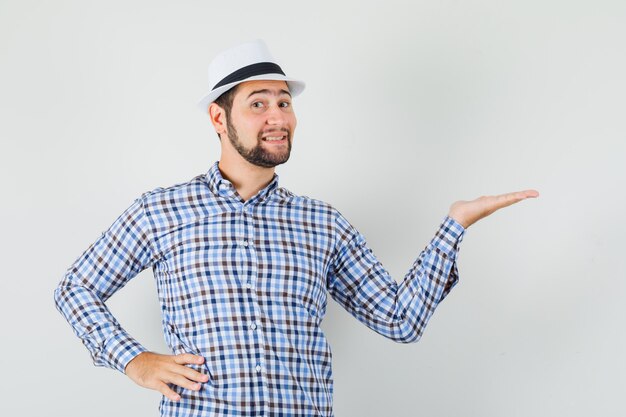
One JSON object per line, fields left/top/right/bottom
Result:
{"left": 213, "top": 62, "right": 285, "bottom": 90}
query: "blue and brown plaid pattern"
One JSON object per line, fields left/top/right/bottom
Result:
{"left": 54, "top": 161, "right": 465, "bottom": 416}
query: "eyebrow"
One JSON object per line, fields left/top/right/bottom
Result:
{"left": 246, "top": 89, "right": 292, "bottom": 99}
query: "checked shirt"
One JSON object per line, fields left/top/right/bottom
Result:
{"left": 54, "top": 161, "right": 465, "bottom": 417}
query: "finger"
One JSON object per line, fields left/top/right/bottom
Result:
{"left": 166, "top": 372, "right": 203, "bottom": 391}
{"left": 156, "top": 382, "right": 181, "bottom": 402}
{"left": 513, "top": 189, "right": 539, "bottom": 199}
{"left": 173, "top": 353, "right": 205, "bottom": 365}
{"left": 495, "top": 190, "right": 539, "bottom": 207}
{"left": 507, "top": 189, "right": 539, "bottom": 199}
{"left": 177, "top": 365, "right": 210, "bottom": 383}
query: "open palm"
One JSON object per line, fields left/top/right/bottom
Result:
{"left": 448, "top": 189, "right": 540, "bottom": 229}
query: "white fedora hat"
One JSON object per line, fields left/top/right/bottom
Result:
{"left": 197, "top": 39, "right": 306, "bottom": 113}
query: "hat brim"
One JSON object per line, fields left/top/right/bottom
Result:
{"left": 197, "top": 74, "right": 305, "bottom": 113}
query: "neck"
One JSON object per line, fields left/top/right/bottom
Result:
{"left": 218, "top": 152, "right": 275, "bottom": 202}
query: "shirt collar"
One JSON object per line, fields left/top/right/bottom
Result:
{"left": 205, "top": 161, "right": 280, "bottom": 203}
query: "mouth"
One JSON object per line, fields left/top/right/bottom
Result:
{"left": 261, "top": 133, "right": 288, "bottom": 143}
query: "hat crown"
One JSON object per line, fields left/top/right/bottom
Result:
{"left": 197, "top": 39, "right": 305, "bottom": 112}
{"left": 208, "top": 39, "right": 276, "bottom": 90}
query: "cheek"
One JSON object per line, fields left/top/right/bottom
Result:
{"left": 233, "top": 114, "right": 263, "bottom": 136}
{"left": 288, "top": 114, "right": 297, "bottom": 131}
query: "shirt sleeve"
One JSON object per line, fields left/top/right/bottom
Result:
{"left": 327, "top": 211, "right": 465, "bottom": 343}
{"left": 53, "top": 195, "right": 156, "bottom": 373}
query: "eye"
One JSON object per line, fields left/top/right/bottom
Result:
{"left": 251, "top": 101, "right": 264, "bottom": 108}
{"left": 279, "top": 101, "right": 291, "bottom": 108}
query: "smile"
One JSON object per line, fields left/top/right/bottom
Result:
{"left": 262, "top": 136, "right": 287, "bottom": 141}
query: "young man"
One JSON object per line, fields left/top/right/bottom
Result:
{"left": 54, "top": 40, "right": 538, "bottom": 416}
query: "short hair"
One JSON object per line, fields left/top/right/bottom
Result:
{"left": 213, "top": 85, "right": 240, "bottom": 141}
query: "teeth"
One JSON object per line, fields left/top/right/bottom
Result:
{"left": 264, "top": 136, "right": 284, "bottom": 141}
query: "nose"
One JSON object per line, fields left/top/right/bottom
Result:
{"left": 266, "top": 103, "right": 287, "bottom": 126}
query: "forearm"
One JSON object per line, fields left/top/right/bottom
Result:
{"left": 53, "top": 196, "right": 155, "bottom": 372}
{"left": 390, "top": 215, "right": 465, "bottom": 341}
{"left": 329, "top": 214, "right": 465, "bottom": 343}
{"left": 54, "top": 272, "right": 147, "bottom": 373}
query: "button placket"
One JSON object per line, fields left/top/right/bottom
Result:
{"left": 241, "top": 203, "right": 265, "bottom": 384}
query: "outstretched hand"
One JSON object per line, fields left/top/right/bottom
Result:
{"left": 125, "top": 351, "right": 210, "bottom": 401}
{"left": 448, "top": 189, "right": 539, "bottom": 229}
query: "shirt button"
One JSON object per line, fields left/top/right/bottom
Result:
{"left": 245, "top": 282, "right": 252, "bottom": 289}
{"left": 250, "top": 322, "right": 257, "bottom": 330}
{"left": 242, "top": 239, "right": 249, "bottom": 247}
{"left": 255, "top": 364, "right": 262, "bottom": 372}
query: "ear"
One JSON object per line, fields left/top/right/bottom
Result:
{"left": 208, "top": 102, "right": 226, "bottom": 136}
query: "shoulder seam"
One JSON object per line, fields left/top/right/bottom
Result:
{"left": 136, "top": 194, "right": 159, "bottom": 266}
{"left": 140, "top": 174, "right": 206, "bottom": 198}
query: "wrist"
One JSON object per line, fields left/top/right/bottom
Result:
{"left": 124, "top": 350, "right": 150, "bottom": 375}
{"left": 447, "top": 211, "right": 470, "bottom": 229}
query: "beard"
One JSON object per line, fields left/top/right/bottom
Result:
{"left": 226, "top": 116, "right": 292, "bottom": 168}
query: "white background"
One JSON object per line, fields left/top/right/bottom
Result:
{"left": 1, "top": 0, "right": 625, "bottom": 416}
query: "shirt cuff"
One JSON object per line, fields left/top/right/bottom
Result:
{"left": 103, "top": 329, "right": 148, "bottom": 374}
{"left": 427, "top": 215, "right": 466, "bottom": 260}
